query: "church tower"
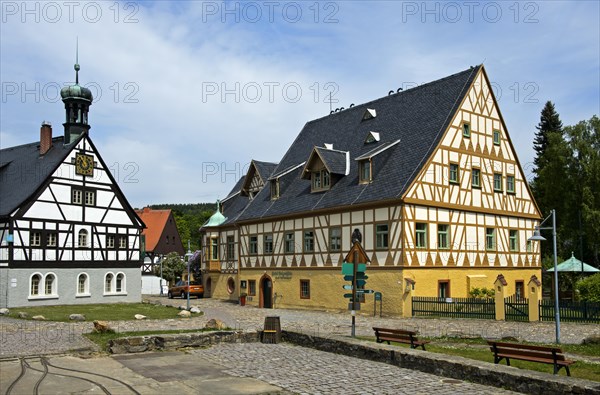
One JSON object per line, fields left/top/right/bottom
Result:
{"left": 60, "top": 49, "right": 93, "bottom": 145}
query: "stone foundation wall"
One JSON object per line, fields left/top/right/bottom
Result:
{"left": 108, "top": 331, "right": 259, "bottom": 354}
{"left": 282, "top": 331, "right": 600, "bottom": 395}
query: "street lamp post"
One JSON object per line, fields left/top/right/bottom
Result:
{"left": 185, "top": 240, "right": 193, "bottom": 310}
{"left": 528, "top": 209, "right": 560, "bottom": 344}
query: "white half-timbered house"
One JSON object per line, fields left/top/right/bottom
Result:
{"left": 0, "top": 63, "right": 144, "bottom": 308}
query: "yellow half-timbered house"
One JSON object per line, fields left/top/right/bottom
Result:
{"left": 200, "top": 65, "right": 542, "bottom": 315}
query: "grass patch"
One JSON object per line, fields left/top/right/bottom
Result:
{"left": 359, "top": 335, "right": 600, "bottom": 382}
{"left": 8, "top": 303, "right": 195, "bottom": 322}
{"left": 85, "top": 328, "right": 225, "bottom": 352}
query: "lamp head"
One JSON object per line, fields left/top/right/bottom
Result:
{"left": 528, "top": 226, "right": 547, "bottom": 242}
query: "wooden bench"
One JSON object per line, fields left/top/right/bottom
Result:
{"left": 487, "top": 341, "right": 574, "bottom": 376}
{"left": 373, "top": 327, "right": 429, "bottom": 350}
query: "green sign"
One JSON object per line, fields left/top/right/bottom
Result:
{"left": 375, "top": 292, "right": 382, "bottom": 301}
{"left": 341, "top": 262, "right": 367, "bottom": 275}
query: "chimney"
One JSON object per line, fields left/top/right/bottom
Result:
{"left": 40, "top": 121, "right": 52, "bottom": 155}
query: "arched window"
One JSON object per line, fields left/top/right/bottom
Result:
{"left": 77, "top": 273, "right": 89, "bottom": 295}
{"left": 116, "top": 273, "right": 125, "bottom": 293}
{"left": 30, "top": 274, "right": 41, "bottom": 296}
{"left": 105, "top": 273, "right": 114, "bottom": 293}
{"left": 45, "top": 273, "right": 56, "bottom": 295}
{"left": 78, "top": 229, "right": 88, "bottom": 248}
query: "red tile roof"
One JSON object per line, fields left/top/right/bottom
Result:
{"left": 135, "top": 207, "right": 172, "bottom": 252}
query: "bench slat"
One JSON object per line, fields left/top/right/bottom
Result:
{"left": 487, "top": 340, "right": 574, "bottom": 376}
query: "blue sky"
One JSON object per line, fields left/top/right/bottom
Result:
{"left": 1, "top": 1, "right": 599, "bottom": 208}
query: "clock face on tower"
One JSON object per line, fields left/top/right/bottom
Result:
{"left": 75, "top": 153, "right": 94, "bottom": 176}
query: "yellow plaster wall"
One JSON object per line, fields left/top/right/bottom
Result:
{"left": 404, "top": 267, "right": 541, "bottom": 297}
{"left": 204, "top": 273, "right": 238, "bottom": 302}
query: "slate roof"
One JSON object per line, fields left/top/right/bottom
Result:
{"left": 0, "top": 136, "right": 73, "bottom": 217}
{"left": 253, "top": 160, "right": 278, "bottom": 181}
{"left": 234, "top": 66, "right": 480, "bottom": 222}
{"left": 215, "top": 176, "right": 249, "bottom": 227}
{"left": 314, "top": 147, "right": 349, "bottom": 175}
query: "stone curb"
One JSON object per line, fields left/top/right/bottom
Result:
{"left": 281, "top": 330, "right": 600, "bottom": 395}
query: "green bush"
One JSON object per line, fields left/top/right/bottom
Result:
{"left": 576, "top": 273, "right": 600, "bottom": 303}
{"left": 469, "top": 287, "right": 495, "bottom": 299}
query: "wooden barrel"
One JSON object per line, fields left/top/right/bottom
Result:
{"left": 262, "top": 316, "right": 281, "bottom": 344}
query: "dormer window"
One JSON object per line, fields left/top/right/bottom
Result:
{"left": 359, "top": 160, "right": 371, "bottom": 183}
{"left": 362, "top": 108, "right": 377, "bottom": 121}
{"left": 312, "top": 169, "right": 330, "bottom": 192}
{"left": 270, "top": 179, "right": 280, "bottom": 200}
{"left": 365, "top": 131, "right": 380, "bottom": 144}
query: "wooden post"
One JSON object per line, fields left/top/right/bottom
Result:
{"left": 528, "top": 275, "right": 542, "bottom": 322}
{"left": 494, "top": 274, "right": 507, "bottom": 321}
{"left": 402, "top": 278, "right": 415, "bottom": 318}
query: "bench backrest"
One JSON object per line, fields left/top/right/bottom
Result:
{"left": 373, "top": 327, "right": 418, "bottom": 337}
{"left": 487, "top": 341, "right": 567, "bottom": 361}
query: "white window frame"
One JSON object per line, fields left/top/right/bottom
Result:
{"left": 76, "top": 272, "right": 90, "bottom": 297}
{"left": 29, "top": 272, "right": 59, "bottom": 300}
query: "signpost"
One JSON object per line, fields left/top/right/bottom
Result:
{"left": 341, "top": 229, "right": 370, "bottom": 337}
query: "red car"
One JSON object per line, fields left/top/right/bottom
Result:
{"left": 168, "top": 280, "right": 204, "bottom": 299}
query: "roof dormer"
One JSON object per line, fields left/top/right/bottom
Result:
{"left": 365, "top": 131, "right": 380, "bottom": 144}
{"left": 362, "top": 108, "right": 376, "bottom": 121}
{"left": 301, "top": 146, "right": 349, "bottom": 192}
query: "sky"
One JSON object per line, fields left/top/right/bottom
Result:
{"left": 1, "top": 1, "right": 599, "bottom": 209}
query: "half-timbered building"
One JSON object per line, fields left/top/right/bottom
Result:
{"left": 0, "top": 63, "right": 144, "bottom": 308}
{"left": 201, "top": 65, "right": 542, "bottom": 315}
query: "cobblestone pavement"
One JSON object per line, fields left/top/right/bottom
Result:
{"left": 1, "top": 296, "right": 599, "bottom": 358}
{"left": 195, "top": 342, "right": 519, "bottom": 395}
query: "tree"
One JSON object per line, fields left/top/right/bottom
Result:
{"left": 575, "top": 273, "right": 600, "bottom": 303}
{"left": 531, "top": 102, "right": 570, "bottom": 258}
{"left": 155, "top": 251, "right": 186, "bottom": 285}
{"left": 564, "top": 116, "right": 600, "bottom": 266}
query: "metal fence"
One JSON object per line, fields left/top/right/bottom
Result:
{"left": 504, "top": 295, "right": 528, "bottom": 322}
{"left": 540, "top": 299, "right": 600, "bottom": 324}
{"left": 412, "top": 297, "right": 495, "bottom": 319}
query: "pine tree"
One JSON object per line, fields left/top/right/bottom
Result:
{"left": 533, "top": 101, "right": 564, "bottom": 173}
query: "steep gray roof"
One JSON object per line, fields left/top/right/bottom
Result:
{"left": 0, "top": 136, "right": 72, "bottom": 217}
{"left": 253, "top": 160, "right": 278, "bottom": 181}
{"left": 236, "top": 66, "right": 480, "bottom": 222}
{"left": 314, "top": 147, "right": 349, "bottom": 175}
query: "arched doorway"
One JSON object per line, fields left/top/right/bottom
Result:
{"left": 260, "top": 275, "right": 273, "bottom": 308}
{"left": 205, "top": 277, "right": 212, "bottom": 298}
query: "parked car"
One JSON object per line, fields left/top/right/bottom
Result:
{"left": 168, "top": 280, "right": 204, "bottom": 299}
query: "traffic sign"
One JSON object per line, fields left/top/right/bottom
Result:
{"left": 356, "top": 289, "right": 375, "bottom": 294}
{"left": 342, "top": 285, "right": 353, "bottom": 290}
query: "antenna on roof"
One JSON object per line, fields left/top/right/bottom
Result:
{"left": 327, "top": 92, "right": 333, "bottom": 114}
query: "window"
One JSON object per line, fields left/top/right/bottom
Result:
{"left": 507, "top": 175, "right": 515, "bottom": 194}
{"left": 494, "top": 173, "right": 503, "bottom": 192}
{"left": 472, "top": 168, "right": 481, "bottom": 188}
{"left": 77, "top": 273, "right": 88, "bottom": 295}
{"left": 264, "top": 234, "right": 274, "bottom": 254}
{"left": 116, "top": 273, "right": 125, "bottom": 293}
{"left": 227, "top": 277, "right": 235, "bottom": 294}
{"left": 285, "top": 232, "right": 295, "bottom": 254}
{"left": 449, "top": 163, "right": 459, "bottom": 184}
{"left": 312, "top": 169, "right": 330, "bottom": 191}
{"left": 78, "top": 229, "right": 88, "bottom": 248}
{"left": 45, "top": 274, "right": 55, "bottom": 295}
{"left": 415, "top": 223, "right": 427, "bottom": 248}
{"left": 85, "top": 191, "right": 95, "bottom": 206}
{"left": 248, "top": 280, "right": 256, "bottom": 296}
{"left": 304, "top": 230, "right": 314, "bottom": 253}
{"left": 329, "top": 227, "right": 341, "bottom": 252}
{"left": 509, "top": 229, "right": 519, "bottom": 252}
{"left": 270, "top": 179, "right": 279, "bottom": 200}
{"left": 119, "top": 236, "right": 127, "bottom": 249}
{"left": 375, "top": 224, "right": 389, "bottom": 249}
{"left": 227, "top": 236, "right": 235, "bottom": 260}
{"left": 106, "top": 235, "right": 115, "bottom": 248}
{"left": 486, "top": 228, "right": 496, "bottom": 250}
{"left": 31, "top": 274, "right": 41, "bottom": 296}
{"left": 527, "top": 240, "right": 532, "bottom": 253}
{"left": 300, "top": 279, "right": 310, "bottom": 299}
{"left": 462, "top": 122, "right": 470, "bottom": 137}
{"left": 46, "top": 232, "right": 57, "bottom": 247}
{"left": 72, "top": 189, "right": 82, "bottom": 204}
{"left": 105, "top": 273, "right": 114, "bottom": 293}
{"left": 30, "top": 232, "right": 41, "bottom": 246}
{"left": 438, "top": 224, "right": 449, "bottom": 249}
{"left": 359, "top": 160, "right": 371, "bottom": 183}
{"left": 249, "top": 235, "right": 258, "bottom": 255}
{"left": 166, "top": 235, "right": 169, "bottom": 244}
{"left": 493, "top": 130, "right": 501, "bottom": 145}
{"left": 438, "top": 280, "right": 450, "bottom": 298}
{"left": 211, "top": 237, "right": 218, "bottom": 260}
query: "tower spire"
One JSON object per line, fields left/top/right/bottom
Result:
{"left": 75, "top": 37, "right": 80, "bottom": 84}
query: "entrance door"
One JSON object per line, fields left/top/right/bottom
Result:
{"left": 261, "top": 277, "right": 272, "bottom": 308}
{"left": 206, "top": 277, "right": 212, "bottom": 297}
